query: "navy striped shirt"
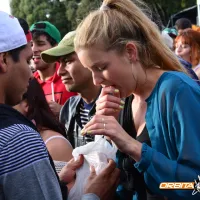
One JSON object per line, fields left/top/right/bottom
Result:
{"left": 80, "top": 103, "right": 90, "bottom": 127}
{"left": 0, "top": 124, "right": 48, "bottom": 176}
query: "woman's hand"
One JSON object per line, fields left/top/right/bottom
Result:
{"left": 81, "top": 115, "right": 142, "bottom": 161}
{"left": 96, "top": 86, "right": 125, "bottom": 119}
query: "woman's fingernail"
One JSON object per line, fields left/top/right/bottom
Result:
{"left": 87, "top": 130, "right": 92, "bottom": 134}
{"left": 114, "top": 89, "right": 119, "bottom": 93}
{"left": 81, "top": 130, "right": 85, "bottom": 135}
{"left": 119, "top": 105, "right": 124, "bottom": 109}
{"left": 120, "top": 100, "right": 125, "bottom": 105}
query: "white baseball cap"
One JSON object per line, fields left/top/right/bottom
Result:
{"left": 0, "top": 11, "right": 27, "bottom": 53}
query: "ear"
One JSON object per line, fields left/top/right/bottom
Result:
{"left": 0, "top": 53, "right": 9, "bottom": 73}
{"left": 125, "top": 42, "right": 138, "bottom": 63}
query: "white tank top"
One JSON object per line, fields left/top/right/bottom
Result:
{"left": 44, "top": 135, "right": 71, "bottom": 146}
{"left": 44, "top": 135, "right": 71, "bottom": 173}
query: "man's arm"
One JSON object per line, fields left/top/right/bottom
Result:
{"left": 1, "top": 158, "right": 63, "bottom": 200}
{"left": 0, "top": 126, "right": 62, "bottom": 200}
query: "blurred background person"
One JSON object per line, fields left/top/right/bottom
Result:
{"left": 30, "top": 21, "right": 77, "bottom": 116}
{"left": 174, "top": 28, "right": 200, "bottom": 80}
{"left": 175, "top": 18, "right": 192, "bottom": 35}
{"left": 14, "top": 78, "right": 73, "bottom": 173}
{"left": 41, "top": 31, "right": 101, "bottom": 148}
{"left": 17, "top": 18, "right": 35, "bottom": 73}
{"left": 161, "top": 27, "right": 199, "bottom": 83}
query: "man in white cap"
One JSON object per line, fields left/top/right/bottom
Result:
{"left": 0, "top": 11, "right": 119, "bottom": 200}
{"left": 0, "top": 11, "right": 66, "bottom": 199}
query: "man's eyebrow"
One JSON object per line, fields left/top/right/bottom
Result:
{"left": 35, "top": 39, "right": 46, "bottom": 43}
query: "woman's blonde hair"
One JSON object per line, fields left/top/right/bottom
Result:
{"left": 74, "top": 0, "right": 184, "bottom": 72}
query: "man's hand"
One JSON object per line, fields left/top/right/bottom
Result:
{"left": 59, "top": 155, "right": 84, "bottom": 184}
{"left": 48, "top": 101, "right": 62, "bottom": 116}
{"left": 84, "top": 160, "right": 120, "bottom": 200}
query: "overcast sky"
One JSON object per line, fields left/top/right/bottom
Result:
{"left": 0, "top": 0, "right": 11, "bottom": 14}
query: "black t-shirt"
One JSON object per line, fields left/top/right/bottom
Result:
{"left": 118, "top": 95, "right": 164, "bottom": 200}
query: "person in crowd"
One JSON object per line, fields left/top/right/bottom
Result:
{"left": 175, "top": 18, "right": 192, "bottom": 35}
{"left": 0, "top": 11, "right": 120, "bottom": 200}
{"left": 162, "top": 28, "right": 177, "bottom": 40}
{"left": 18, "top": 18, "right": 32, "bottom": 42}
{"left": 14, "top": 78, "right": 73, "bottom": 173}
{"left": 30, "top": 21, "right": 77, "bottom": 116}
{"left": 180, "top": 29, "right": 200, "bottom": 80}
{"left": 174, "top": 29, "right": 200, "bottom": 81}
{"left": 175, "top": 29, "right": 200, "bottom": 68}
{"left": 0, "top": 10, "right": 67, "bottom": 199}
{"left": 161, "top": 27, "right": 199, "bottom": 82}
{"left": 161, "top": 31, "right": 174, "bottom": 50}
{"left": 161, "top": 28, "right": 177, "bottom": 51}
{"left": 194, "top": 67, "right": 200, "bottom": 79}
{"left": 75, "top": 0, "right": 200, "bottom": 199}
{"left": 41, "top": 31, "right": 102, "bottom": 148}
{"left": 17, "top": 18, "right": 36, "bottom": 72}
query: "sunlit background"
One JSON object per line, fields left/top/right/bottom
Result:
{"left": 0, "top": 0, "right": 11, "bottom": 14}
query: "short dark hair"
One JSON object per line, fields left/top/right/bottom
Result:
{"left": 175, "top": 18, "right": 192, "bottom": 30}
{"left": 8, "top": 45, "right": 26, "bottom": 62}
{"left": 32, "top": 31, "right": 57, "bottom": 46}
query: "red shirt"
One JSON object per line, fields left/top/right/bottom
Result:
{"left": 34, "top": 63, "right": 76, "bottom": 105}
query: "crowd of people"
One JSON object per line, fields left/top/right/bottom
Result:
{"left": 1, "top": 0, "right": 200, "bottom": 200}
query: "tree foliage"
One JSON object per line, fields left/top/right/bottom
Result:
{"left": 146, "top": 0, "right": 196, "bottom": 25}
{"left": 11, "top": 0, "right": 68, "bottom": 37}
{"left": 76, "top": 0, "right": 101, "bottom": 22}
{"left": 10, "top": 0, "right": 197, "bottom": 38}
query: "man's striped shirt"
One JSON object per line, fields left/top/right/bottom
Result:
{"left": 0, "top": 124, "right": 48, "bottom": 176}
{"left": 80, "top": 103, "right": 90, "bottom": 127}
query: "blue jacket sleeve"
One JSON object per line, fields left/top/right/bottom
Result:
{"left": 134, "top": 82, "right": 200, "bottom": 199}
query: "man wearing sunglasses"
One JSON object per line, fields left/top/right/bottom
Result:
{"left": 30, "top": 21, "right": 76, "bottom": 116}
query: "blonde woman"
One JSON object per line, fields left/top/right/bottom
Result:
{"left": 75, "top": 0, "right": 200, "bottom": 199}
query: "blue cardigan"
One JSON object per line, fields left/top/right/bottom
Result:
{"left": 135, "top": 71, "right": 200, "bottom": 200}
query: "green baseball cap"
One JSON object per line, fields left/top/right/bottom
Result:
{"left": 41, "top": 31, "right": 75, "bottom": 63}
{"left": 30, "top": 21, "right": 61, "bottom": 43}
